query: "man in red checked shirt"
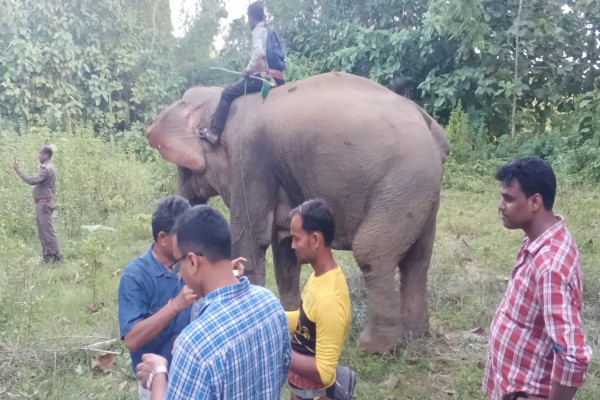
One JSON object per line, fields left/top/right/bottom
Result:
{"left": 484, "top": 156, "right": 592, "bottom": 400}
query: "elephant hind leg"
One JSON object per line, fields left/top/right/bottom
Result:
{"left": 352, "top": 221, "right": 418, "bottom": 354}
{"left": 399, "top": 201, "right": 438, "bottom": 338}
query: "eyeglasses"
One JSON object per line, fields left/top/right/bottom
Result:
{"left": 169, "top": 251, "right": 204, "bottom": 273}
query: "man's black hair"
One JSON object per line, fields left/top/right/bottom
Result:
{"left": 41, "top": 145, "right": 53, "bottom": 158}
{"left": 173, "top": 205, "right": 232, "bottom": 263}
{"left": 496, "top": 156, "right": 557, "bottom": 210}
{"left": 290, "top": 199, "right": 335, "bottom": 247}
{"left": 151, "top": 196, "right": 191, "bottom": 241}
{"left": 247, "top": 1, "right": 265, "bottom": 22}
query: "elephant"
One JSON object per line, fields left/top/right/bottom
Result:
{"left": 146, "top": 72, "right": 450, "bottom": 353}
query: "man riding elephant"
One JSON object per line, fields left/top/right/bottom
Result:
{"left": 200, "top": 1, "right": 286, "bottom": 145}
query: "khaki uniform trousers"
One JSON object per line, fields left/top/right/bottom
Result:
{"left": 35, "top": 199, "right": 60, "bottom": 257}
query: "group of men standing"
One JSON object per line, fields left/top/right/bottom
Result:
{"left": 118, "top": 198, "right": 354, "bottom": 400}
{"left": 112, "top": 156, "right": 593, "bottom": 400}
{"left": 14, "top": 141, "right": 593, "bottom": 399}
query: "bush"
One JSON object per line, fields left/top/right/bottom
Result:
{"left": 560, "top": 141, "right": 600, "bottom": 183}
{"left": 443, "top": 158, "right": 504, "bottom": 193}
{"left": 445, "top": 105, "right": 471, "bottom": 164}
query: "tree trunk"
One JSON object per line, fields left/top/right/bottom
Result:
{"left": 151, "top": 0, "right": 159, "bottom": 49}
{"left": 511, "top": 0, "right": 523, "bottom": 140}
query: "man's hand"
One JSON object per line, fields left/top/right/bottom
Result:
{"left": 171, "top": 285, "right": 199, "bottom": 313}
{"left": 241, "top": 69, "right": 250, "bottom": 77}
{"left": 136, "top": 353, "right": 168, "bottom": 389}
{"left": 231, "top": 257, "right": 247, "bottom": 277}
{"left": 12, "top": 161, "right": 19, "bottom": 172}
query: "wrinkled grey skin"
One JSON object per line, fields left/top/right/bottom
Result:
{"left": 146, "top": 72, "right": 450, "bottom": 353}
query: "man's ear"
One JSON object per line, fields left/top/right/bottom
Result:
{"left": 307, "top": 232, "right": 316, "bottom": 249}
{"left": 530, "top": 193, "right": 544, "bottom": 212}
{"left": 311, "top": 232, "right": 326, "bottom": 249}
{"left": 188, "top": 253, "right": 201, "bottom": 277}
{"left": 157, "top": 231, "right": 169, "bottom": 246}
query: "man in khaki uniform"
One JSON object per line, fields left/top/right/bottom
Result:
{"left": 13, "top": 145, "right": 61, "bottom": 263}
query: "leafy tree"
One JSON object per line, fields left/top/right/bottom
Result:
{"left": 0, "top": 0, "right": 183, "bottom": 132}
{"left": 174, "top": 0, "right": 229, "bottom": 86}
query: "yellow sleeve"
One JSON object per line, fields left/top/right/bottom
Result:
{"left": 314, "top": 295, "right": 351, "bottom": 387}
{"left": 285, "top": 310, "right": 300, "bottom": 335}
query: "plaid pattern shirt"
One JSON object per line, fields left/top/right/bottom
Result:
{"left": 483, "top": 216, "right": 592, "bottom": 399}
{"left": 166, "top": 277, "right": 291, "bottom": 400}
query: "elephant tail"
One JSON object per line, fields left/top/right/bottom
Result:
{"left": 415, "top": 106, "right": 451, "bottom": 164}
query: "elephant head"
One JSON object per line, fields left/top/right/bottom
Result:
{"left": 146, "top": 86, "right": 231, "bottom": 204}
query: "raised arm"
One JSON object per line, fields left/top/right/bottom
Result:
{"left": 14, "top": 163, "right": 49, "bottom": 185}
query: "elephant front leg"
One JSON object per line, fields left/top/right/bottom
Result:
{"left": 229, "top": 163, "right": 278, "bottom": 288}
{"left": 231, "top": 218, "right": 271, "bottom": 287}
{"left": 272, "top": 237, "right": 301, "bottom": 310}
{"left": 230, "top": 193, "right": 276, "bottom": 288}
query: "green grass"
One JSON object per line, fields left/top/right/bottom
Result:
{"left": 1, "top": 132, "right": 599, "bottom": 399}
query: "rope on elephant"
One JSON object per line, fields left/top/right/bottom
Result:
{"left": 237, "top": 77, "right": 259, "bottom": 271}
{"left": 210, "top": 67, "right": 273, "bottom": 101}
{"left": 209, "top": 67, "right": 275, "bottom": 86}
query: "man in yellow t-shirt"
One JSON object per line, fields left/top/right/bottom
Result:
{"left": 286, "top": 199, "right": 356, "bottom": 400}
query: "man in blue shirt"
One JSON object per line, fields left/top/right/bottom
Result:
{"left": 136, "top": 205, "right": 291, "bottom": 400}
{"left": 118, "top": 196, "right": 197, "bottom": 399}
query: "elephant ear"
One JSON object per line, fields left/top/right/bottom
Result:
{"left": 146, "top": 98, "right": 208, "bottom": 172}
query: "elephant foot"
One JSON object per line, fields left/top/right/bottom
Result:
{"left": 402, "top": 314, "right": 430, "bottom": 339}
{"left": 358, "top": 324, "right": 403, "bottom": 354}
{"left": 280, "top": 293, "right": 301, "bottom": 311}
{"left": 403, "top": 320, "right": 429, "bottom": 339}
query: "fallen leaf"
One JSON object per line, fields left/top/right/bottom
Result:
{"left": 382, "top": 375, "right": 399, "bottom": 388}
{"left": 81, "top": 224, "right": 115, "bottom": 232}
{"left": 118, "top": 381, "right": 128, "bottom": 391}
{"left": 470, "top": 327, "right": 486, "bottom": 336}
{"left": 86, "top": 302, "right": 104, "bottom": 314}
{"left": 91, "top": 353, "right": 117, "bottom": 373}
{"left": 75, "top": 364, "right": 83, "bottom": 375}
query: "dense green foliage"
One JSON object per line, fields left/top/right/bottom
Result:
{"left": 1, "top": 0, "right": 599, "bottom": 180}
{"left": 0, "top": 0, "right": 182, "bottom": 133}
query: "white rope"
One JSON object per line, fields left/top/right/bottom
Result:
{"left": 209, "top": 67, "right": 275, "bottom": 86}
{"left": 236, "top": 78, "right": 259, "bottom": 271}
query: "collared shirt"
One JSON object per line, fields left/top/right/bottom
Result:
{"left": 118, "top": 245, "right": 190, "bottom": 372}
{"left": 166, "top": 277, "right": 291, "bottom": 400}
{"left": 483, "top": 216, "right": 592, "bottom": 399}
{"left": 15, "top": 161, "right": 57, "bottom": 199}
{"left": 245, "top": 21, "right": 285, "bottom": 80}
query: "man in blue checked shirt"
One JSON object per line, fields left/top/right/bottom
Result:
{"left": 136, "top": 205, "right": 291, "bottom": 400}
